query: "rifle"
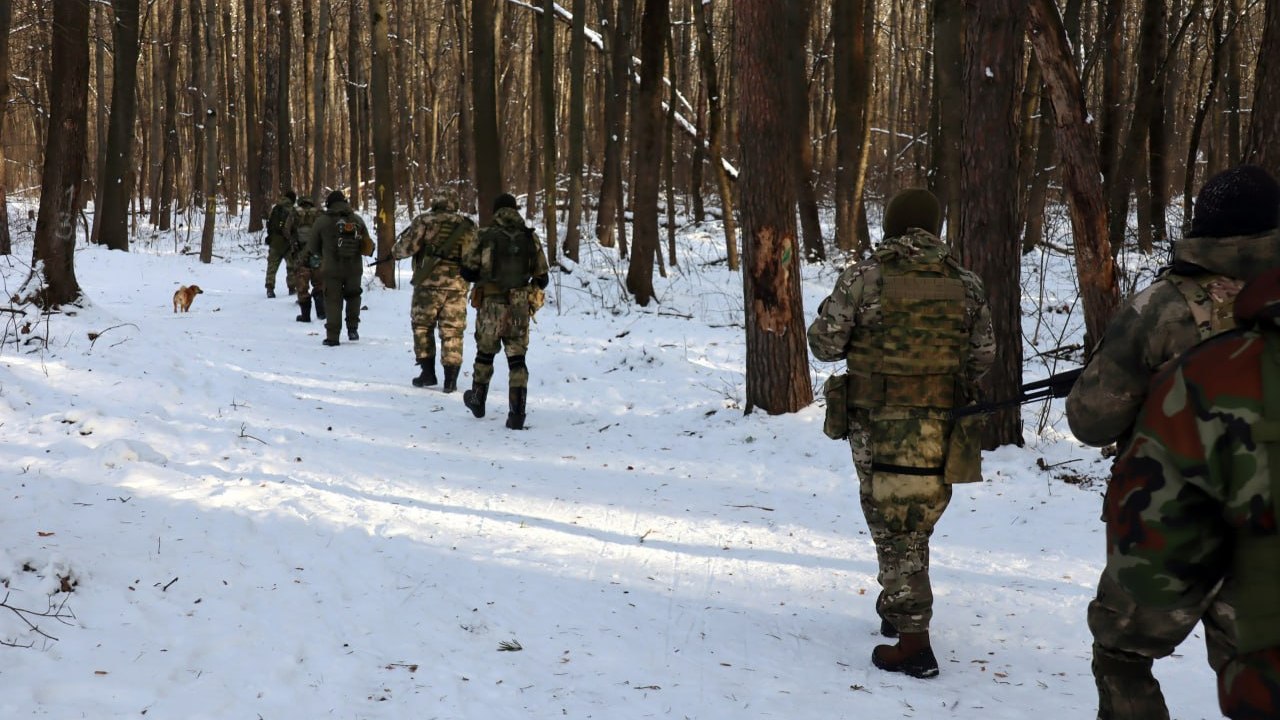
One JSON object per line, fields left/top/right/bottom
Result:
{"left": 368, "top": 253, "right": 396, "bottom": 267}
{"left": 952, "top": 367, "right": 1082, "bottom": 419}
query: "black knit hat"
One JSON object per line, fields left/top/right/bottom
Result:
{"left": 285, "top": 189, "right": 297, "bottom": 203}
{"left": 1189, "top": 164, "right": 1280, "bottom": 238}
{"left": 883, "top": 188, "right": 942, "bottom": 239}
{"left": 325, "top": 190, "right": 346, "bottom": 208}
{"left": 493, "top": 193, "right": 518, "bottom": 212}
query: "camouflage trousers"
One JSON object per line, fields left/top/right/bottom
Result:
{"left": 266, "top": 235, "right": 294, "bottom": 291}
{"left": 1089, "top": 572, "right": 1236, "bottom": 720}
{"left": 290, "top": 260, "right": 324, "bottom": 307}
{"left": 472, "top": 292, "right": 531, "bottom": 389}
{"left": 411, "top": 284, "right": 467, "bottom": 366}
{"left": 850, "top": 421, "right": 952, "bottom": 634}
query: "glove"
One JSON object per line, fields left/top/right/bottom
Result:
{"left": 533, "top": 275, "right": 549, "bottom": 290}
{"left": 460, "top": 266, "right": 480, "bottom": 283}
{"left": 307, "top": 254, "right": 322, "bottom": 269}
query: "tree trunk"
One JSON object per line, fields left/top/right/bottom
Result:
{"left": 0, "top": 0, "right": 11, "bottom": 255}
{"left": 346, "top": 0, "right": 362, "bottom": 205}
{"left": 472, "top": 0, "right": 501, "bottom": 225}
{"left": 735, "top": 0, "right": 813, "bottom": 415}
{"left": 310, "top": 0, "right": 332, "bottom": 201}
{"left": 158, "top": 0, "right": 184, "bottom": 232}
{"left": 539, "top": 0, "right": 557, "bottom": 263}
{"left": 244, "top": 0, "right": 263, "bottom": 230}
{"left": 791, "top": 0, "right": 824, "bottom": 262}
{"left": 1247, "top": 0, "right": 1280, "bottom": 166}
{"left": 563, "top": 0, "right": 586, "bottom": 262}
{"left": 959, "top": 0, "right": 1025, "bottom": 448}
{"left": 278, "top": 0, "right": 294, "bottom": 192}
{"left": 99, "top": 0, "right": 141, "bottom": 252}
{"left": 260, "top": 0, "right": 280, "bottom": 202}
{"left": 626, "top": 0, "right": 667, "bottom": 305}
{"left": 199, "top": 0, "right": 218, "bottom": 263}
{"left": 24, "top": 0, "right": 90, "bottom": 309}
{"left": 370, "top": 0, "right": 396, "bottom": 287}
{"left": 596, "top": 0, "right": 625, "bottom": 249}
{"left": 833, "top": 0, "right": 874, "bottom": 252}
{"left": 692, "top": 0, "right": 737, "bottom": 269}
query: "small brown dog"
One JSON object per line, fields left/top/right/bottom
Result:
{"left": 173, "top": 284, "right": 204, "bottom": 313}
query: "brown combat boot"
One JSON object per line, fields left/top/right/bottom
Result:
{"left": 872, "top": 631, "right": 939, "bottom": 679}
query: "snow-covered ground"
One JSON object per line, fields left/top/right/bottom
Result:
{"left": 0, "top": 206, "right": 1219, "bottom": 718}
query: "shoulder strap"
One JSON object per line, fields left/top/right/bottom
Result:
{"left": 412, "top": 220, "right": 470, "bottom": 285}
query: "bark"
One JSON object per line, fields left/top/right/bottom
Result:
{"left": 98, "top": 0, "right": 141, "bottom": 252}
{"left": 1247, "top": 0, "right": 1280, "bottom": 166}
{"left": 260, "top": 0, "right": 280, "bottom": 202}
{"left": 791, "top": 0, "right": 824, "bottom": 262}
{"left": 278, "top": 0, "right": 294, "bottom": 192}
{"left": 833, "top": 0, "right": 874, "bottom": 252}
{"left": 370, "top": 0, "right": 397, "bottom": 287}
{"left": 199, "top": 0, "right": 218, "bottom": 263}
{"left": 734, "top": 0, "right": 813, "bottom": 415}
{"left": 244, "top": 0, "right": 263, "bottom": 230}
{"left": 310, "top": 0, "right": 332, "bottom": 202}
{"left": 538, "top": 0, "right": 556, "bottom": 262}
{"left": 692, "top": 0, "right": 736, "bottom": 269}
{"left": 472, "top": 0, "right": 502, "bottom": 225}
{"left": 563, "top": 0, "right": 586, "bottom": 261}
{"left": 626, "top": 0, "right": 667, "bottom": 306}
{"left": 25, "top": 0, "right": 90, "bottom": 309}
{"left": 595, "top": 0, "right": 626, "bottom": 249}
{"left": 959, "top": 0, "right": 1025, "bottom": 448}
{"left": 158, "top": 0, "right": 184, "bottom": 232}
{"left": 0, "top": 0, "right": 11, "bottom": 255}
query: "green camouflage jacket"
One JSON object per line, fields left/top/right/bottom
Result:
{"left": 391, "top": 210, "right": 476, "bottom": 290}
{"left": 463, "top": 207, "right": 550, "bottom": 294}
{"left": 1067, "top": 230, "right": 1280, "bottom": 448}
{"left": 1105, "top": 269, "right": 1280, "bottom": 718}
{"left": 807, "top": 230, "right": 996, "bottom": 390}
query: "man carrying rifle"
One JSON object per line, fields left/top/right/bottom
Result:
{"left": 1068, "top": 164, "right": 1280, "bottom": 720}
{"left": 384, "top": 186, "right": 476, "bottom": 392}
{"left": 807, "top": 188, "right": 995, "bottom": 679}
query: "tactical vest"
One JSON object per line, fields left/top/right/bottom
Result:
{"left": 1166, "top": 272, "right": 1245, "bottom": 341}
{"left": 413, "top": 216, "right": 466, "bottom": 272}
{"left": 1236, "top": 331, "right": 1280, "bottom": 654}
{"left": 845, "top": 248, "right": 969, "bottom": 478}
{"left": 292, "top": 206, "right": 320, "bottom": 250}
{"left": 484, "top": 225, "right": 537, "bottom": 291}
{"left": 334, "top": 213, "right": 362, "bottom": 260}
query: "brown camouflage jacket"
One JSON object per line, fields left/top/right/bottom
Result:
{"left": 391, "top": 210, "right": 476, "bottom": 290}
{"left": 1067, "top": 230, "right": 1280, "bottom": 448}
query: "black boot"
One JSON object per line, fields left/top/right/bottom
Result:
{"left": 505, "top": 387, "right": 527, "bottom": 429}
{"left": 412, "top": 358, "right": 438, "bottom": 388}
{"left": 348, "top": 328, "right": 359, "bottom": 341}
{"left": 296, "top": 301, "right": 311, "bottom": 323}
{"left": 442, "top": 365, "right": 460, "bottom": 394}
{"left": 313, "top": 295, "right": 326, "bottom": 320}
{"left": 463, "top": 382, "right": 488, "bottom": 418}
{"left": 872, "top": 632, "right": 939, "bottom": 679}
{"left": 880, "top": 618, "right": 898, "bottom": 638}
{"left": 266, "top": 287, "right": 276, "bottom": 298}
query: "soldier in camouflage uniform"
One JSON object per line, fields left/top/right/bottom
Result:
{"left": 388, "top": 187, "right": 476, "bottom": 392}
{"left": 807, "top": 188, "right": 995, "bottom": 679}
{"left": 460, "top": 193, "right": 550, "bottom": 430}
{"left": 307, "top": 190, "right": 371, "bottom": 346}
{"left": 1068, "top": 164, "right": 1280, "bottom": 450}
{"left": 265, "top": 190, "right": 297, "bottom": 298}
{"left": 1069, "top": 165, "right": 1280, "bottom": 719}
{"left": 1094, "top": 266, "right": 1280, "bottom": 720}
{"left": 285, "top": 195, "right": 326, "bottom": 323}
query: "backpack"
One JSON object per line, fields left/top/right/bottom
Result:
{"left": 291, "top": 205, "right": 320, "bottom": 250}
{"left": 485, "top": 225, "right": 537, "bottom": 291}
{"left": 267, "top": 202, "right": 290, "bottom": 236}
{"left": 335, "top": 214, "right": 363, "bottom": 260}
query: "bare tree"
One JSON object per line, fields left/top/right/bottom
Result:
{"left": 310, "top": 1, "right": 332, "bottom": 202}
{"left": 22, "top": 0, "right": 90, "bottom": 308}
{"left": 625, "top": 0, "right": 668, "bottom": 305}
{"left": 198, "top": 0, "right": 218, "bottom": 263}
{"left": 370, "top": 0, "right": 397, "bottom": 287}
{"left": 1247, "top": 0, "right": 1280, "bottom": 165}
{"left": 692, "top": 0, "right": 736, "bottom": 269}
{"left": 0, "top": 0, "right": 14, "bottom": 256}
{"left": 735, "top": 0, "right": 813, "bottom": 415}
{"left": 96, "top": 0, "right": 141, "bottom": 252}
{"left": 472, "top": 0, "right": 501, "bottom": 224}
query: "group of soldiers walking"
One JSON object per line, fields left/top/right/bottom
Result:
{"left": 809, "top": 166, "right": 1280, "bottom": 718}
{"left": 262, "top": 187, "right": 549, "bottom": 429}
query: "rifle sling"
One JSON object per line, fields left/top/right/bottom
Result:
{"left": 412, "top": 222, "right": 468, "bottom": 285}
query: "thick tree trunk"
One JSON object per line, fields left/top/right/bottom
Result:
{"left": 791, "top": 0, "right": 824, "bottom": 262}
{"left": 538, "top": 0, "right": 556, "bottom": 262}
{"left": 833, "top": 0, "right": 874, "bottom": 252}
{"left": 0, "top": 0, "right": 11, "bottom": 255}
{"left": 735, "top": 0, "right": 813, "bottom": 415}
{"left": 158, "top": 0, "right": 184, "bottom": 232}
{"left": 260, "top": 0, "right": 280, "bottom": 201}
{"left": 626, "top": 0, "right": 667, "bottom": 305}
{"left": 310, "top": 1, "right": 331, "bottom": 202}
{"left": 472, "top": 0, "right": 501, "bottom": 225}
{"left": 25, "top": 0, "right": 90, "bottom": 309}
{"left": 99, "top": 0, "right": 141, "bottom": 252}
{"left": 199, "top": 0, "right": 218, "bottom": 263}
{"left": 346, "top": 0, "right": 362, "bottom": 206}
{"left": 1247, "top": 0, "right": 1280, "bottom": 166}
{"left": 595, "top": 0, "right": 626, "bottom": 249}
{"left": 244, "top": 0, "right": 263, "bottom": 230}
{"left": 370, "top": 0, "right": 396, "bottom": 287}
{"left": 959, "top": 0, "right": 1025, "bottom": 448}
{"left": 278, "top": 0, "right": 294, "bottom": 192}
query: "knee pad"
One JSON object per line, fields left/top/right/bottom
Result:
{"left": 476, "top": 351, "right": 496, "bottom": 366}
{"left": 507, "top": 354, "right": 527, "bottom": 371}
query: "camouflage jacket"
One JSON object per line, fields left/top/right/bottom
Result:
{"left": 391, "top": 210, "right": 476, "bottom": 289}
{"left": 285, "top": 203, "right": 321, "bottom": 257}
{"left": 1067, "top": 230, "right": 1280, "bottom": 447}
{"left": 1105, "top": 270, "right": 1280, "bottom": 717}
{"left": 267, "top": 197, "right": 295, "bottom": 239}
{"left": 463, "top": 207, "right": 550, "bottom": 295}
{"left": 806, "top": 230, "right": 996, "bottom": 395}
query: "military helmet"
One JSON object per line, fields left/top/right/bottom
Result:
{"left": 883, "top": 188, "right": 941, "bottom": 239}
{"left": 431, "top": 187, "right": 461, "bottom": 213}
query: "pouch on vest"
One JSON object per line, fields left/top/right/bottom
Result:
{"left": 944, "top": 414, "right": 984, "bottom": 484}
{"left": 870, "top": 410, "right": 948, "bottom": 477}
{"left": 822, "top": 373, "right": 850, "bottom": 440}
{"left": 336, "top": 217, "right": 362, "bottom": 260}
